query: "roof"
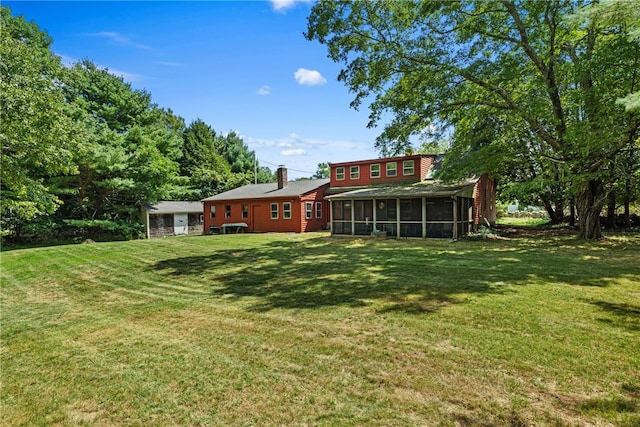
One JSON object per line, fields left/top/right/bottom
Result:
{"left": 326, "top": 178, "right": 478, "bottom": 200}
{"left": 328, "top": 153, "right": 435, "bottom": 168}
{"left": 201, "top": 178, "right": 330, "bottom": 202}
{"left": 140, "top": 201, "right": 203, "bottom": 214}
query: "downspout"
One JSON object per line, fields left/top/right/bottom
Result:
{"left": 452, "top": 196, "right": 458, "bottom": 240}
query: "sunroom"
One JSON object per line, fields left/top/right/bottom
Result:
{"left": 326, "top": 179, "right": 478, "bottom": 239}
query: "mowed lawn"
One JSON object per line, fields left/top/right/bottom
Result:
{"left": 2, "top": 231, "right": 639, "bottom": 426}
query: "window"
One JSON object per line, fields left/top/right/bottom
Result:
{"left": 403, "top": 160, "right": 415, "bottom": 176}
{"left": 315, "top": 201, "right": 322, "bottom": 219}
{"left": 199, "top": 214, "right": 204, "bottom": 223}
{"left": 225, "top": 205, "right": 231, "bottom": 219}
{"left": 350, "top": 165, "right": 360, "bottom": 180}
{"left": 305, "top": 202, "right": 313, "bottom": 219}
{"left": 210, "top": 205, "right": 216, "bottom": 219}
{"left": 271, "top": 203, "right": 278, "bottom": 219}
{"left": 336, "top": 167, "right": 345, "bottom": 180}
{"left": 386, "top": 162, "right": 397, "bottom": 177}
{"left": 370, "top": 163, "right": 380, "bottom": 178}
{"left": 283, "top": 202, "right": 291, "bottom": 219}
{"left": 242, "top": 204, "right": 249, "bottom": 219}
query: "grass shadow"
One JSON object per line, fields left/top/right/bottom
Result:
{"left": 150, "top": 235, "right": 639, "bottom": 314}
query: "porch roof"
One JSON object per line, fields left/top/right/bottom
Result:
{"left": 325, "top": 178, "right": 477, "bottom": 200}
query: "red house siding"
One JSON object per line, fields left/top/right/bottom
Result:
{"left": 473, "top": 174, "right": 496, "bottom": 226}
{"left": 202, "top": 188, "right": 329, "bottom": 234}
{"left": 330, "top": 155, "right": 435, "bottom": 188}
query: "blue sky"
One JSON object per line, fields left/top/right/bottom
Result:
{"left": 6, "top": 0, "right": 382, "bottom": 179}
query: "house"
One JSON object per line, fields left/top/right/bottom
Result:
{"left": 326, "top": 154, "right": 496, "bottom": 239}
{"left": 139, "top": 201, "right": 204, "bottom": 238}
{"left": 202, "top": 167, "right": 330, "bottom": 234}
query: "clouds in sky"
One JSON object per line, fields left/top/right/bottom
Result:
{"left": 257, "top": 85, "right": 272, "bottom": 95}
{"left": 88, "top": 31, "right": 151, "bottom": 50}
{"left": 270, "top": 0, "right": 311, "bottom": 12}
{"left": 294, "top": 68, "right": 327, "bottom": 86}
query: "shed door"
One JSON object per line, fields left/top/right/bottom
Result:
{"left": 174, "top": 213, "right": 188, "bottom": 235}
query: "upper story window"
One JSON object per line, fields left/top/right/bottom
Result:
{"left": 403, "top": 160, "right": 415, "bottom": 176}
{"left": 350, "top": 165, "right": 360, "bottom": 180}
{"left": 305, "top": 202, "right": 313, "bottom": 219}
{"left": 336, "top": 167, "right": 345, "bottom": 180}
{"left": 386, "top": 162, "right": 397, "bottom": 177}
{"left": 370, "top": 163, "right": 380, "bottom": 178}
{"left": 271, "top": 203, "right": 278, "bottom": 219}
{"left": 283, "top": 202, "right": 292, "bottom": 219}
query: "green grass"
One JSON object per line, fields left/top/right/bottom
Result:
{"left": 2, "top": 232, "right": 639, "bottom": 426}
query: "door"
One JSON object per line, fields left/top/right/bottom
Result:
{"left": 174, "top": 213, "right": 188, "bottom": 235}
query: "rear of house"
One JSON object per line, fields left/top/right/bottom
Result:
{"left": 326, "top": 155, "right": 496, "bottom": 239}
{"left": 202, "top": 167, "right": 330, "bottom": 234}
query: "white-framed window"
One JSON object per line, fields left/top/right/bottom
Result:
{"left": 386, "top": 162, "right": 397, "bottom": 177}
{"left": 242, "top": 204, "right": 249, "bottom": 218}
{"left": 305, "top": 202, "right": 313, "bottom": 219}
{"left": 283, "top": 202, "right": 292, "bottom": 219}
{"left": 199, "top": 214, "right": 204, "bottom": 223}
{"left": 370, "top": 163, "right": 380, "bottom": 178}
{"left": 271, "top": 203, "right": 278, "bottom": 219}
{"left": 225, "top": 205, "right": 231, "bottom": 219}
{"left": 210, "top": 205, "right": 216, "bottom": 219}
{"left": 315, "top": 201, "right": 322, "bottom": 219}
{"left": 350, "top": 165, "right": 360, "bottom": 180}
{"left": 336, "top": 167, "right": 345, "bottom": 180}
{"left": 403, "top": 160, "right": 415, "bottom": 176}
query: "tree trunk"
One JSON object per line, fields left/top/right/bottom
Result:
{"left": 541, "top": 198, "right": 560, "bottom": 223}
{"left": 607, "top": 189, "right": 616, "bottom": 229}
{"left": 576, "top": 180, "right": 606, "bottom": 239}
{"left": 569, "top": 199, "right": 576, "bottom": 227}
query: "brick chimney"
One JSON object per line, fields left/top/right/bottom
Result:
{"left": 277, "top": 166, "right": 288, "bottom": 189}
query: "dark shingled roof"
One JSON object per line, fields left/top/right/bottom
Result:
{"left": 201, "top": 179, "right": 330, "bottom": 202}
{"left": 140, "top": 201, "right": 203, "bottom": 214}
{"left": 326, "top": 178, "right": 477, "bottom": 200}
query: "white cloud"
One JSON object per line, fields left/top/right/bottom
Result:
{"left": 281, "top": 148, "right": 306, "bottom": 156}
{"left": 270, "top": 0, "right": 311, "bottom": 12}
{"left": 88, "top": 31, "right": 151, "bottom": 50}
{"left": 154, "top": 61, "right": 185, "bottom": 67}
{"left": 294, "top": 68, "right": 327, "bottom": 86}
{"left": 257, "top": 85, "right": 272, "bottom": 95}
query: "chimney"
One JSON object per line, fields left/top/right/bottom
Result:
{"left": 277, "top": 165, "right": 288, "bottom": 189}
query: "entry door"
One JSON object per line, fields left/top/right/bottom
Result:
{"left": 174, "top": 213, "right": 188, "bottom": 235}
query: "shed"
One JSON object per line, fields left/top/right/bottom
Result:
{"left": 139, "top": 201, "right": 204, "bottom": 238}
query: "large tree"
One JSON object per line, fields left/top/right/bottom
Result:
{"left": 0, "top": 7, "right": 79, "bottom": 237}
{"left": 306, "top": 0, "right": 640, "bottom": 238}
{"left": 54, "top": 60, "right": 183, "bottom": 221}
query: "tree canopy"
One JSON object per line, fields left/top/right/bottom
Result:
{"left": 306, "top": 0, "right": 640, "bottom": 238}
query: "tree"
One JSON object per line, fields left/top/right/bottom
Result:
{"left": 54, "top": 60, "right": 183, "bottom": 221}
{"left": 312, "top": 162, "right": 330, "bottom": 179}
{"left": 306, "top": 0, "right": 640, "bottom": 238}
{"left": 0, "top": 7, "right": 79, "bottom": 238}
{"left": 180, "top": 119, "right": 232, "bottom": 199}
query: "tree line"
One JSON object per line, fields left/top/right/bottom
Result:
{"left": 1, "top": 7, "right": 274, "bottom": 242}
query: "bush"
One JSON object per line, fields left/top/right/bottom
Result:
{"left": 62, "top": 219, "right": 145, "bottom": 241}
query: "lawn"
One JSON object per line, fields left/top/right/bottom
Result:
{"left": 2, "top": 231, "right": 639, "bottom": 426}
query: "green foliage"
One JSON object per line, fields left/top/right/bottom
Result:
{"left": 0, "top": 6, "right": 79, "bottom": 235}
